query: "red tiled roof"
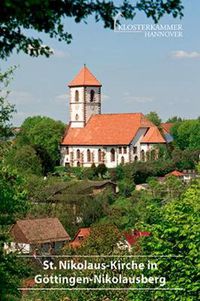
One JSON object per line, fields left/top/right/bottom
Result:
{"left": 11, "top": 218, "right": 70, "bottom": 244}
{"left": 161, "top": 122, "right": 173, "bottom": 134}
{"left": 76, "top": 227, "right": 91, "bottom": 238}
{"left": 68, "top": 65, "right": 101, "bottom": 87}
{"left": 141, "top": 126, "right": 166, "bottom": 143}
{"left": 166, "top": 170, "right": 184, "bottom": 177}
{"left": 62, "top": 113, "right": 156, "bottom": 146}
{"left": 124, "top": 230, "right": 151, "bottom": 246}
{"left": 70, "top": 227, "right": 91, "bottom": 248}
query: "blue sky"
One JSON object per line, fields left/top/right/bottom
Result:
{"left": 1, "top": 0, "right": 200, "bottom": 126}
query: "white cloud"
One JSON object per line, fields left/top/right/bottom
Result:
{"left": 9, "top": 90, "right": 38, "bottom": 105}
{"left": 52, "top": 49, "right": 70, "bottom": 58}
{"left": 55, "top": 94, "right": 69, "bottom": 103}
{"left": 102, "top": 94, "right": 110, "bottom": 102}
{"left": 171, "top": 50, "right": 200, "bottom": 59}
{"left": 123, "top": 93, "right": 153, "bottom": 104}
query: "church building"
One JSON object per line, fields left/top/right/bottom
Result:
{"left": 61, "top": 65, "right": 171, "bottom": 168}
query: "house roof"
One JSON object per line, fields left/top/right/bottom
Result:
{"left": 76, "top": 227, "right": 91, "bottom": 238}
{"left": 124, "top": 230, "right": 151, "bottom": 246}
{"left": 70, "top": 227, "right": 91, "bottom": 248}
{"left": 141, "top": 126, "right": 166, "bottom": 144}
{"left": 68, "top": 65, "right": 101, "bottom": 87}
{"left": 161, "top": 122, "right": 173, "bottom": 134}
{"left": 11, "top": 218, "right": 70, "bottom": 244}
{"left": 62, "top": 113, "right": 159, "bottom": 146}
{"left": 166, "top": 170, "right": 184, "bottom": 177}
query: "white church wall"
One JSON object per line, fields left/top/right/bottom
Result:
{"left": 61, "top": 144, "right": 137, "bottom": 168}
{"left": 4, "top": 242, "right": 30, "bottom": 254}
{"left": 70, "top": 87, "right": 85, "bottom": 128}
{"left": 130, "top": 128, "right": 148, "bottom": 161}
{"left": 60, "top": 127, "right": 163, "bottom": 167}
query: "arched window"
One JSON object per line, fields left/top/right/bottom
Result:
{"left": 134, "top": 156, "right": 138, "bottom": 162}
{"left": 150, "top": 149, "right": 156, "bottom": 161}
{"left": 133, "top": 146, "right": 137, "bottom": 154}
{"left": 77, "top": 161, "right": 80, "bottom": 167}
{"left": 146, "top": 151, "right": 150, "bottom": 161}
{"left": 87, "top": 149, "right": 91, "bottom": 162}
{"left": 121, "top": 156, "right": 125, "bottom": 165}
{"left": 75, "top": 114, "right": 79, "bottom": 121}
{"left": 90, "top": 89, "right": 95, "bottom": 102}
{"left": 70, "top": 151, "right": 74, "bottom": 161}
{"left": 141, "top": 150, "right": 145, "bottom": 161}
{"left": 98, "top": 149, "right": 101, "bottom": 162}
{"left": 76, "top": 149, "right": 80, "bottom": 159}
{"left": 75, "top": 90, "right": 79, "bottom": 102}
{"left": 110, "top": 148, "right": 115, "bottom": 162}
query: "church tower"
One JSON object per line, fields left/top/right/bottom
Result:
{"left": 68, "top": 65, "right": 102, "bottom": 128}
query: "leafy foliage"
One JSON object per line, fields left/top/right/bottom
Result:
{"left": 0, "top": 165, "right": 29, "bottom": 300}
{"left": 133, "top": 180, "right": 200, "bottom": 300}
{"left": 0, "top": 0, "right": 184, "bottom": 59}
{"left": 5, "top": 145, "right": 43, "bottom": 175}
{"left": 145, "top": 111, "right": 162, "bottom": 126}
{"left": 0, "top": 67, "right": 16, "bottom": 140}
{"left": 16, "top": 116, "right": 65, "bottom": 173}
{"left": 166, "top": 116, "right": 183, "bottom": 123}
{"left": 171, "top": 119, "right": 200, "bottom": 150}
{"left": 0, "top": 165, "right": 28, "bottom": 226}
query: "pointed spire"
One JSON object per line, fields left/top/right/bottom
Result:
{"left": 68, "top": 65, "right": 101, "bottom": 87}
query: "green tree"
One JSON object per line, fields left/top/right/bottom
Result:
{"left": 145, "top": 111, "right": 162, "bottom": 126}
{"left": 0, "top": 67, "right": 16, "bottom": 141}
{"left": 16, "top": 116, "right": 65, "bottom": 173}
{"left": 0, "top": 165, "right": 29, "bottom": 300}
{"left": 81, "top": 222, "right": 121, "bottom": 255}
{"left": 0, "top": 1, "right": 184, "bottom": 59}
{"left": 171, "top": 148, "right": 199, "bottom": 170}
{"left": 95, "top": 163, "right": 107, "bottom": 178}
{"left": 5, "top": 145, "right": 43, "bottom": 175}
{"left": 166, "top": 116, "right": 183, "bottom": 123}
{"left": 171, "top": 119, "right": 200, "bottom": 150}
{"left": 132, "top": 181, "right": 200, "bottom": 300}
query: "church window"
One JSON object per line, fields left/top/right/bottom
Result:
{"left": 123, "top": 147, "right": 127, "bottom": 154}
{"left": 141, "top": 150, "right": 145, "bottom": 161}
{"left": 77, "top": 149, "right": 80, "bottom": 159}
{"left": 87, "top": 149, "right": 91, "bottom": 162}
{"left": 66, "top": 147, "right": 69, "bottom": 155}
{"left": 150, "top": 149, "right": 156, "bottom": 161}
{"left": 119, "top": 147, "right": 122, "bottom": 154}
{"left": 70, "top": 151, "right": 74, "bottom": 161}
{"left": 75, "top": 114, "right": 79, "bottom": 121}
{"left": 110, "top": 148, "right": 115, "bottom": 162}
{"left": 75, "top": 90, "right": 79, "bottom": 102}
{"left": 134, "top": 156, "right": 138, "bottom": 162}
{"left": 90, "top": 89, "right": 95, "bottom": 102}
{"left": 121, "top": 156, "right": 125, "bottom": 165}
{"left": 98, "top": 149, "right": 101, "bottom": 162}
{"left": 133, "top": 146, "right": 137, "bottom": 154}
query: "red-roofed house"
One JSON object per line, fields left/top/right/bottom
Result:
{"left": 161, "top": 122, "right": 174, "bottom": 143}
{"left": 117, "top": 229, "right": 151, "bottom": 251}
{"left": 5, "top": 218, "right": 70, "bottom": 254}
{"left": 166, "top": 170, "right": 184, "bottom": 178}
{"left": 61, "top": 66, "right": 170, "bottom": 167}
{"left": 70, "top": 227, "right": 91, "bottom": 248}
